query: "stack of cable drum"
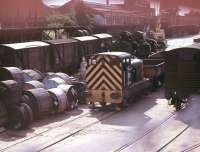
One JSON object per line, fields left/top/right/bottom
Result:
{"left": 0, "top": 67, "right": 86, "bottom": 130}
{"left": 0, "top": 67, "right": 33, "bottom": 130}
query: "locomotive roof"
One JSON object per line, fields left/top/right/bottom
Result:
{"left": 93, "top": 33, "right": 112, "bottom": 39}
{"left": 165, "top": 43, "right": 200, "bottom": 53}
{"left": 1, "top": 41, "right": 49, "bottom": 50}
{"left": 98, "top": 52, "right": 132, "bottom": 58}
{"left": 45, "top": 39, "right": 78, "bottom": 45}
{"left": 73, "top": 36, "right": 97, "bottom": 42}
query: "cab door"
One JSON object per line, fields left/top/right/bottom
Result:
{"left": 123, "top": 57, "right": 136, "bottom": 88}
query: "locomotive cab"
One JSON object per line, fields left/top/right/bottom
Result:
{"left": 86, "top": 52, "right": 151, "bottom": 108}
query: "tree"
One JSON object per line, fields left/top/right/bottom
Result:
{"left": 47, "top": 12, "right": 76, "bottom": 27}
{"left": 74, "top": 0, "right": 94, "bottom": 26}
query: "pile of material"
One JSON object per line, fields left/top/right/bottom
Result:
{"left": 0, "top": 67, "right": 86, "bottom": 130}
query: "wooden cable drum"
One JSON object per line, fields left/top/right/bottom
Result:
{"left": 0, "top": 80, "right": 22, "bottom": 106}
{"left": 57, "top": 84, "right": 79, "bottom": 110}
{"left": 43, "top": 77, "right": 67, "bottom": 89}
{"left": 0, "top": 67, "right": 25, "bottom": 84}
{"left": 10, "top": 103, "right": 33, "bottom": 130}
{"left": 23, "top": 88, "right": 54, "bottom": 119}
{"left": 43, "top": 72, "right": 72, "bottom": 85}
{"left": 23, "top": 80, "right": 45, "bottom": 90}
{"left": 48, "top": 88, "right": 67, "bottom": 113}
{"left": 22, "top": 69, "right": 44, "bottom": 82}
{"left": 0, "top": 101, "right": 9, "bottom": 128}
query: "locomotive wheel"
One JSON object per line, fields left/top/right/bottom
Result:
{"left": 152, "top": 78, "right": 159, "bottom": 90}
{"left": 174, "top": 100, "right": 182, "bottom": 111}
{"left": 89, "top": 102, "right": 95, "bottom": 110}
{"left": 114, "top": 104, "right": 122, "bottom": 111}
{"left": 100, "top": 102, "right": 107, "bottom": 107}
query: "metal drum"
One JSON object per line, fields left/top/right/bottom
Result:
{"left": 23, "top": 88, "right": 54, "bottom": 119}
{"left": 23, "top": 80, "right": 45, "bottom": 90}
{"left": 48, "top": 88, "right": 67, "bottom": 113}
{"left": 23, "top": 69, "right": 44, "bottom": 82}
{"left": 0, "top": 80, "right": 22, "bottom": 106}
{"left": 0, "top": 101, "right": 8, "bottom": 127}
{"left": 58, "top": 84, "right": 79, "bottom": 110}
{"left": 43, "top": 77, "right": 67, "bottom": 89}
{"left": 0, "top": 67, "right": 25, "bottom": 84}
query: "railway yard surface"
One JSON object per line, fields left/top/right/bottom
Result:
{"left": 0, "top": 35, "right": 200, "bottom": 152}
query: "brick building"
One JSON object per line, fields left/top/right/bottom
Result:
{"left": 0, "top": 0, "right": 52, "bottom": 28}
{"left": 58, "top": 0, "right": 155, "bottom": 26}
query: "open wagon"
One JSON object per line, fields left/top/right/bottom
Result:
{"left": 143, "top": 59, "right": 165, "bottom": 89}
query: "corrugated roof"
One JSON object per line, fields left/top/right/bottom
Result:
{"left": 1, "top": 41, "right": 49, "bottom": 50}
{"left": 45, "top": 39, "right": 78, "bottom": 45}
{"left": 93, "top": 33, "right": 112, "bottom": 39}
{"left": 98, "top": 52, "right": 132, "bottom": 58}
{"left": 73, "top": 36, "right": 98, "bottom": 42}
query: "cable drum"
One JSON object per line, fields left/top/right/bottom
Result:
{"left": 57, "top": 85, "right": 79, "bottom": 110}
{"left": 43, "top": 72, "right": 72, "bottom": 85}
{"left": 0, "top": 80, "right": 22, "bottom": 106}
{"left": 71, "top": 81, "right": 87, "bottom": 104}
{"left": 23, "top": 88, "right": 54, "bottom": 119}
{"left": 43, "top": 77, "right": 67, "bottom": 89}
{"left": 23, "top": 80, "right": 45, "bottom": 90}
{"left": 48, "top": 88, "right": 67, "bottom": 113}
{"left": 0, "top": 101, "right": 9, "bottom": 127}
{"left": 11, "top": 103, "right": 33, "bottom": 130}
{"left": 22, "top": 69, "right": 44, "bottom": 82}
{"left": 0, "top": 67, "right": 25, "bottom": 84}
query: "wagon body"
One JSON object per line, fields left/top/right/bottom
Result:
{"left": 45, "top": 39, "right": 79, "bottom": 74}
{"left": 143, "top": 59, "right": 164, "bottom": 79}
{"left": 163, "top": 44, "right": 200, "bottom": 99}
{"left": 93, "top": 33, "right": 112, "bottom": 52}
{"left": 73, "top": 36, "right": 99, "bottom": 60}
{"left": 0, "top": 41, "right": 51, "bottom": 72}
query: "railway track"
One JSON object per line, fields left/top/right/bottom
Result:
{"left": 113, "top": 113, "right": 175, "bottom": 152}
{"left": 1, "top": 107, "right": 119, "bottom": 152}
{"left": 113, "top": 114, "right": 192, "bottom": 152}
{"left": 0, "top": 107, "right": 92, "bottom": 151}
{"left": 2, "top": 90, "right": 199, "bottom": 152}
{"left": 156, "top": 126, "right": 190, "bottom": 152}
{"left": 181, "top": 143, "right": 200, "bottom": 152}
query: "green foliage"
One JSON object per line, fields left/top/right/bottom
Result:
{"left": 47, "top": 1, "right": 96, "bottom": 27}
{"left": 47, "top": 12, "right": 76, "bottom": 27}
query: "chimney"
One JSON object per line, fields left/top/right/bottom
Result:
{"left": 106, "top": 0, "right": 109, "bottom": 5}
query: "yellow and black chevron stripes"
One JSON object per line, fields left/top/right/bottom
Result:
{"left": 86, "top": 55, "right": 122, "bottom": 91}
